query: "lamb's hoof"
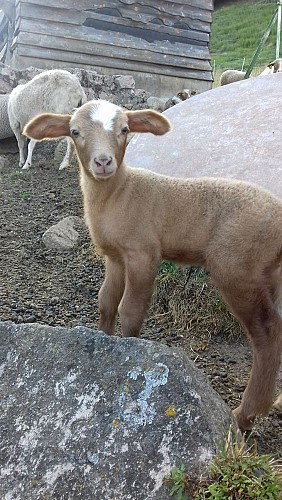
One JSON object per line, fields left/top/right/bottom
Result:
{"left": 232, "top": 406, "right": 255, "bottom": 431}
{"left": 273, "top": 394, "right": 282, "bottom": 411}
{"left": 22, "top": 163, "right": 30, "bottom": 170}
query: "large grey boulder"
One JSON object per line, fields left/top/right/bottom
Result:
{"left": 126, "top": 73, "right": 282, "bottom": 199}
{"left": 0, "top": 322, "right": 237, "bottom": 499}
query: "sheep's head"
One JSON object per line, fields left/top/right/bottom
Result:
{"left": 23, "top": 99, "right": 171, "bottom": 181}
{"left": 267, "top": 58, "right": 282, "bottom": 73}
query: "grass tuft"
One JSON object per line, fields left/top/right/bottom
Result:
{"left": 150, "top": 264, "right": 240, "bottom": 350}
{"left": 166, "top": 428, "right": 282, "bottom": 499}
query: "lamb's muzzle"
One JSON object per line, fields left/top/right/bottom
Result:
{"left": 23, "top": 99, "right": 282, "bottom": 432}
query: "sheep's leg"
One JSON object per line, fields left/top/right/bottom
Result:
{"left": 98, "top": 256, "right": 125, "bottom": 335}
{"left": 219, "top": 284, "right": 282, "bottom": 431}
{"left": 22, "top": 138, "right": 37, "bottom": 170}
{"left": 118, "top": 253, "right": 160, "bottom": 337}
{"left": 14, "top": 129, "right": 27, "bottom": 168}
{"left": 59, "top": 138, "right": 73, "bottom": 171}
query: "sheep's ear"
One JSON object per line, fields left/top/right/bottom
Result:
{"left": 126, "top": 110, "right": 171, "bottom": 136}
{"left": 23, "top": 113, "right": 71, "bottom": 141}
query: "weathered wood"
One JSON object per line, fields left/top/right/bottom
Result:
{"left": 17, "top": 0, "right": 213, "bottom": 15}
{"left": 13, "top": 44, "right": 212, "bottom": 81}
{"left": 17, "top": 0, "right": 211, "bottom": 32}
{"left": 11, "top": 0, "right": 214, "bottom": 95}
{"left": 16, "top": 18, "right": 211, "bottom": 60}
{"left": 17, "top": 8, "right": 209, "bottom": 45}
{"left": 17, "top": 3, "right": 211, "bottom": 35}
{"left": 15, "top": 31, "right": 212, "bottom": 72}
{"left": 80, "top": 14, "right": 209, "bottom": 45}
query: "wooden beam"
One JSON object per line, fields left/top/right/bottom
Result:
{"left": 13, "top": 43, "right": 212, "bottom": 81}
{"left": 17, "top": 3, "right": 211, "bottom": 35}
{"left": 15, "top": 31, "right": 212, "bottom": 71}
{"left": 17, "top": 0, "right": 213, "bottom": 15}
{"left": 16, "top": 18, "right": 211, "bottom": 60}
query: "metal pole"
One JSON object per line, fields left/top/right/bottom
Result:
{"left": 244, "top": 6, "right": 278, "bottom": 79}
{"left": 276, "top": 1, "right": 282, "bottom": 58}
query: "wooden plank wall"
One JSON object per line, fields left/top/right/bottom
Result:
{"left": 9, "top": 0, "right": 213, "bottom": 90}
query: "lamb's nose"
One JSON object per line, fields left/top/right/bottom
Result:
{"left": 94, "top": 156, "right": 112, "bottom": 168}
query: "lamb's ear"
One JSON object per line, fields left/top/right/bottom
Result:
{"left": 126, "top": 110, "right": 171, "bottom": 136}
{"left": 23, "top": 113, "right": 71, "bottom": 141}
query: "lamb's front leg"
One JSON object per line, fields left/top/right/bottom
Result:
{"left": 59, "top": 137, "right": 73, "bottom": 170}
{"left": 98, "top": 256, "right": 125, "bottom": 335}
{"left": 118, "top": 252, "right": 160, "bottom": 337}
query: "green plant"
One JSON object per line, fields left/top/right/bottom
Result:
{"left": 195, "top": 428, "right": 282, "bottom": 499}
{"left": 165, "top": 429, "right": 282, "bottom": 499}
{"left": 20, "top": 191, "right": 31, "bottom": 201}
{"left": 166, "top": 464, "right": 188, "bottom": 500}
{"left": 158, "top": 260, "right": 180, "bottom": 282}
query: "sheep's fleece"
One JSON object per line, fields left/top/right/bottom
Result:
{"left": 0, "top": 93, "right": 13, "bottom": 139}
{"left": 8, "top": 69, "right": 86, "bottom": 132}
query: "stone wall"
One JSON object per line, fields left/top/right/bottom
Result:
{"left": 0, "top": 63, "right": 151, "bottom": 110}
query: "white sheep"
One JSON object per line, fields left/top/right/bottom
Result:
{"left": 220, "top": 58, "right": 282, "bottom": 85}
{"left": 0, "top": 93, "right": 13, "bottom": 139}
{"left": 220, "top": 69, "right": 245, "bottom": 86}
{"left": 8, "top": 69, "right": 87, "bottom": 170}
{"left": 24, "top": 99, "right": 282, "bottom": 432}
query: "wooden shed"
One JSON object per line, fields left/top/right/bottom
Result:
{"left": 1, "top": 0, "right": 214, "bottom": 96}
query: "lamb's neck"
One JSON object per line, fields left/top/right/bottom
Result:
{"left": 79, "top": 161, "right": 128, "bottom": 207}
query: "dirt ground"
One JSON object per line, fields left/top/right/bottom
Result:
{"left": 0, "top": 139, "right": 281, "bottom": 460}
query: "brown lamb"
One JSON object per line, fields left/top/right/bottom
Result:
{"left": 23, "top": 99, "right": 282, "bottom": 431}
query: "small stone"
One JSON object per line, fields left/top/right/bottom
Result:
{"left": 49, "top": 297, "right": 60, "bottom": 305}
{"left": 42, "top": 216, "right": 84, "bottom": 251}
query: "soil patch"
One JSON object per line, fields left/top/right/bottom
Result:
{"left": 0, "top": 140, "right": 281, "bottom": 458}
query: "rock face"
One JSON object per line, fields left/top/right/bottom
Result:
{"left": 126, "top": 73, "right": 282, "bottom": 200}
{"left": 0, "top": 322, "right": 237, "bottom": 500}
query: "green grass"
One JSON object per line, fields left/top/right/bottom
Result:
{"left": 166, "top": 428, "right": 282, "bottom": 499}
{"left": 211, "top": 0, "right": 280, "bottom": 82}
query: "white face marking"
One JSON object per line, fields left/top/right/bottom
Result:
{"left": 90, "top": 100, "right": 120, "bottom": 131}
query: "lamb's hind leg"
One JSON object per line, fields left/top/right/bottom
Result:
{"left": 219, "top": 284, "right": 282, "bottom": 430}
{"left": 98, "top": 256, "right": 125, "bottom": 336}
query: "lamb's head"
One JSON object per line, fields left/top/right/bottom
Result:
{"left": 23, "top": 99, "right": 171, "bottom": 181}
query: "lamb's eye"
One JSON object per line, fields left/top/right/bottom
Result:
{"left": 71, "top": 129, "right": 80, "bottom": 138}
{"left": 121, "top": 126, "right": 129, "bottom": 135}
